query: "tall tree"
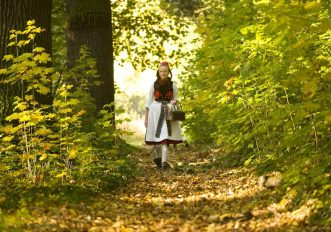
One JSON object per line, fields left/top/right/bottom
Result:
{"left": 0, "top": 0, "right": 53, "bottom": 117}
{"left": 63, "top": 0, "right": 191, "bottom": 113}
{"left": 65, "top": 0, "right": 114, "bottom": 112}
{"left": 111, "top": 0, "right": 190, "bottom": 69}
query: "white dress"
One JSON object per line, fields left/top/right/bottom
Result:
{"left": 145, "top": 82, "right": 183, "bottom": 145}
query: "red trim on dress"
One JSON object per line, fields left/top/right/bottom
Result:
{"left": 154, "top": 89, "right": 173, "bottom": 101}
{"left": 145, "top": 139, "right": 183, "bottom": 145}
{"left": 166, "top": 91, "right": 173, "bottom": 99}
{"left": 154, "top": 90, "right": 161, "bottom": 99}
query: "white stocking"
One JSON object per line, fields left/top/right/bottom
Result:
{"left": 154, "top": 145, "right": 161, "bottom": 158}
{"left": 161, "top": 144, "right": 168, "bottom": 163}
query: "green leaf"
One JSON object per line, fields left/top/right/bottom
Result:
{"left": 17, "top": 40, "right": 26, "bottom": 47}
{"left": 3, "top": 55, "right": 14, "bottom": 61}
{"left": 0, "top": 68, "right": 7, "bottom": 74}
{"left": 39, "top": 154, "right": 48, "bottom": 161}
{"left": 14, "top": 102, "right": 28, "bottom": 111}
{"left": 7, "top": 42, "right": 16, "bottom": 47}
{"left": 27, "top": 20, "right": 35, "bottom": 26}
{"left": 28, "top": 34, "right": 36, "bottom": 40}
{"left": 19, "top": 114, "right": 31, "bottom": 122}
{"left": 6, "top": 113, "right": 21, "bottom": 121}
{"left": 37, "top": 85, "right": 51, "bottom": 95}
{"left": 33, "top": 53, "right": 51, "bottom": 63}
{"left": 55, "top": 172, "right": 67, "bottom": 178}
{"left": 2, "top": 136, "right": 14, "bottom": 142}
{"left": 32, "top": 27, "right": 44, "bottom": 33}
{"left": 33, "top": 47, "right": 46, "bottom": 53}
{"left": 9, "top": 34, "right": 16, "bottom": 40}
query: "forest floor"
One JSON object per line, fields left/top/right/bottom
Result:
{"left": 9, "top": 145, "right": 322, "bottom": 232}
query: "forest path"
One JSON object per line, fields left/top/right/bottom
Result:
{"left": 83, "top": 146, "right": 310, "bottom": 232}
{"left": 23, "top": 146, "right": 313, "bottom": 231}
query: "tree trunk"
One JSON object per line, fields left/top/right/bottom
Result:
{"left": 65, "top": 0, "right": 114, "bottom": 113}
{"left": 0, "top": 0, "right": 53, "bottom": 117}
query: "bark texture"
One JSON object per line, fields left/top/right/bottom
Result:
{"left": 66, "top": 0, "right": 114, "bottom": 112}
{"left": 0, "top": 0, "right": 52, "bottom": 63}
{"left": 0, "top": 0, "right": 53, "bottom": 116}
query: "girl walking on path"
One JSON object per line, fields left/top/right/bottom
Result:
{"left": 144, "top": 61, "right": 183, "bottom": 171}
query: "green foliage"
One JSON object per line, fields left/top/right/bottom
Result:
{"left": 0, "top": 22, "right": 136, "bottom": 191}
{"left": 182, "top": 0, "right": 331, "bottom": 225}
{"left": 0, "top": 21, "right": 55, "bottom": 182}
{"left": 0, "top": 20, "right": 48, "bottom": 119}
{"left": 51, "top": 0, "right": 66, "bottom": 69}
{"left": 51, "top": 0, "right": 191, "bottom": 70}
{"left": 111, "top": 0, "right": 191, "bottom": 68}
{"left": 161, "top": 0, "right": 203, "bottom": 17}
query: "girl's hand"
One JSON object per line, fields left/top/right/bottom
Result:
{"left": 144, "top": 117, "right": 148, "bottom": 127}
{"left": 171, "top": 100, "right": 177, "bottom": 105}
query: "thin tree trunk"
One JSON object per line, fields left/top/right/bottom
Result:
{"left": 65, "top": 0, "right": 114, "bottom": 113}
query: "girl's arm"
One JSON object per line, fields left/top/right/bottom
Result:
{"left": 144, "top": 84, "right": 154, "bottom": 128}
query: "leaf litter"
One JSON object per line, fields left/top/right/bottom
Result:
{"left": 16, "top": 145, "right": 320, "bottom": 231}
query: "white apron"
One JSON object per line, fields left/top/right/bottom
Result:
{"left": 144, "top": 83, "right": 183, "bottom": 144}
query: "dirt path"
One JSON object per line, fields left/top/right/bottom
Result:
{"left": 22, "top": 146, "right": 316, "bottom": 231}
{"left": 86, "top": 146, "right": 314, "bottom": 232}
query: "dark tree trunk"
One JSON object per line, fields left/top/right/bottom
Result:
{"left": 65, "top": 0, "right": 114, "bottom": 112}
{"left": 0, "top": 0, "right": 52, "bottom": 60}
{"left": 0, "top": 0, "right": 53, "bottom": 116}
